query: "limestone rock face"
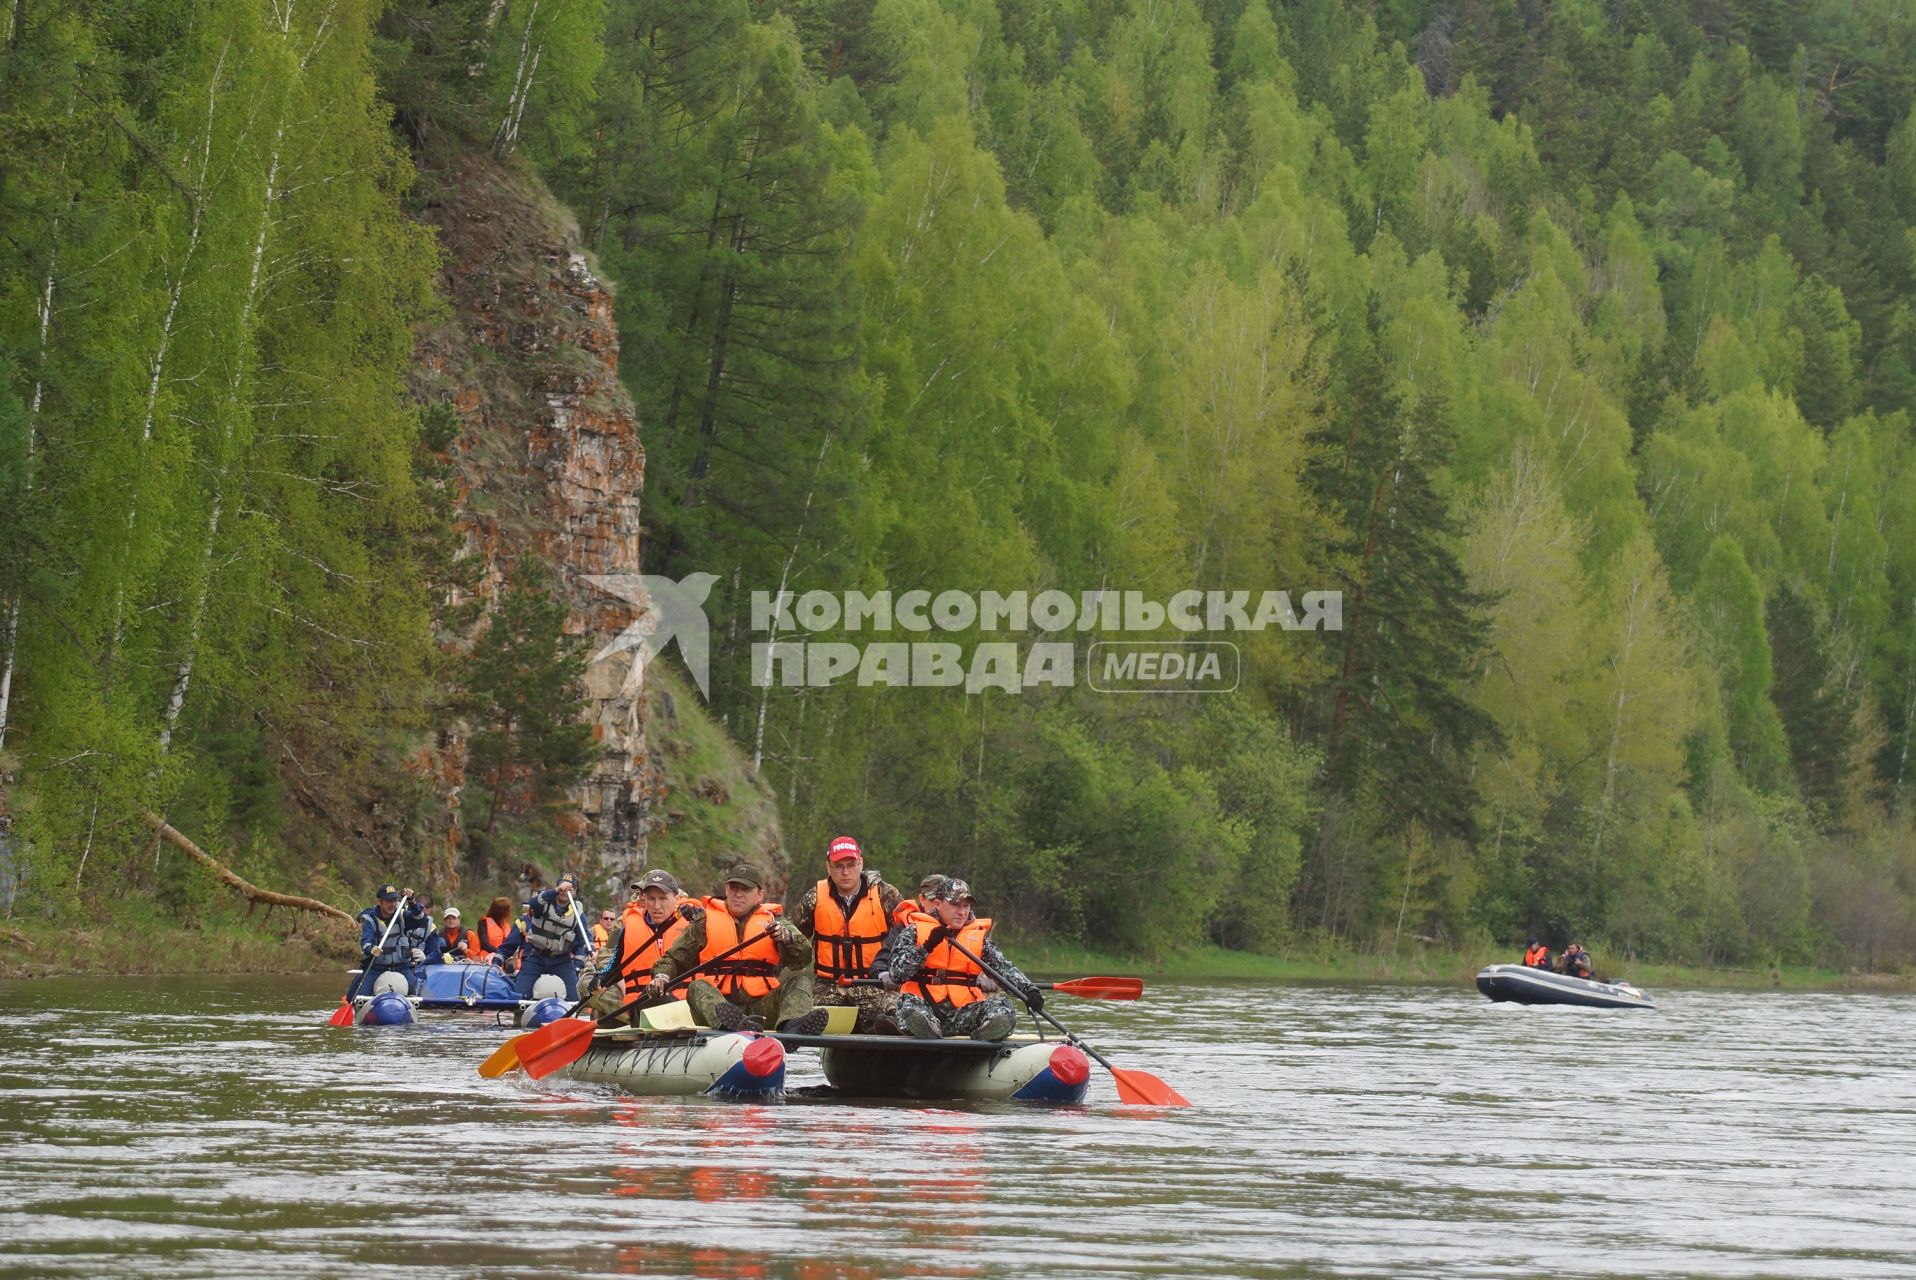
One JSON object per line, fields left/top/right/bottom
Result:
{"left": 411, "top": 151, "right": 662, "bottom": 875}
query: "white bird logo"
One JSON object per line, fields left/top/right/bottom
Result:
{"left": 584, "top": 573, "right": 720, "bottom": 700}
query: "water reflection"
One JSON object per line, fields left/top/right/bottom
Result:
{"left": 0, "top": 975, "right": 1911, "bottom": 1277}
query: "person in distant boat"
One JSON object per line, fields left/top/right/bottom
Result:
{"left": 583, "top": 869, "right": 704, "bottom": 1020}
{"left": 1522, "top": 937, "right": 1551, "bottom": 969}
{"left": 476, "top": 897, "right": 514, "bottom": 971}
{"left": 424, "top": 906, "right": 477, "bottom": 963}
{"left": 355, "top": 884, "right": 429, "bottom": 993}
{"left": 1559, "top": 942, "right": 1593, "bottom": 980}
{"left": 487, "top": 872, "right": 596, "bottom": 1000}
{"left": 887, "top": 878, "right": 1034, "bottom": 1042}
{"left": 790, "top": 835, "right": 903, "bottom": 1033}
{"left": 643, "top": 867, "right": 827, "bottom": 1036}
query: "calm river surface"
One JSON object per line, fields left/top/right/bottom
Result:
{"left": 0, "top": 976, "right": 1911, "bottom": 1278}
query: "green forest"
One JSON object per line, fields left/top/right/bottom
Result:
{"left": 5, "top": 0, "right": 1916, "bottom": 972}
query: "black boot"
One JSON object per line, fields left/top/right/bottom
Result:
{"left": 778, "top": 1008, "right": 830, "bottom": 1036}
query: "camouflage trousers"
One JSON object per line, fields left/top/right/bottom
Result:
{"left": 895, "top": 992, "right": 1019, "bottom": 1040}
{"left": 684, "top": 965, "right": 816, "bottom": 1031}
{"left": 814, "top": 980, "right": 898, "bottom": 1033}
{"left": 581, "top": 981, "right": 630, "bottom": 1022}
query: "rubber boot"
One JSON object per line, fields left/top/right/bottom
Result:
{"left": 779, "top": 1008, "right": 830, "bottom": 1036}
{"left": 900, "top": 1003, "right": 941, "bottom": 1039}
{"left": 972, "top": 1005, "right": 1016, "bottom": 1041}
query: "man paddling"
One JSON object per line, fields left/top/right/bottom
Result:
{"left": 789, "top": 835, "right": 902, "bottom": 1033}
{"left": 643, "top": 867, "right": 828, "bottom": 1035}
{"left": 487, "top": 872, "right": 595, "bottom": 1000}
{"left": 887, "top": 878, "right": 1035, "bottom": 1042}
{"left": 354, "top": 884, "right": 429, "bottom": 994}
{"left": 583, "top": 870, "right": 704, "bottom": 1020}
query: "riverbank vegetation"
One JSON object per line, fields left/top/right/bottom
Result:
{"left": 5, "top": 1, "right": 1916, "bottom": 977}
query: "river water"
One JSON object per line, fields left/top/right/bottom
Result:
{"left": 0, "top": 975, "right": 1911, "bottom": 1278}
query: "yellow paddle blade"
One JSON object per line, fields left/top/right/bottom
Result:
{"left": 477, "top": 1036, "right": 523, "bottom": 1078}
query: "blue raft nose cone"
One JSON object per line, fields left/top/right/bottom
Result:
{"left": 362, "top": 992, "right": 417, "bottom": 1026}
{"left": 522, "top": 997, "right": 569, "bottom": 1029}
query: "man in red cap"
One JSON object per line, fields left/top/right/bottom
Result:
{"left": 787, "top": 834, "right": 903, "bottom": 1032}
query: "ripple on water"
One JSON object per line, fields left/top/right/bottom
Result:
{"left": 0, "top": 976, "right": 1913, "bottom": 1278}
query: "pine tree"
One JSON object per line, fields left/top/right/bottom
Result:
{"left": 1305, "top": 318, "right": 1499, "bottom": 872}
{"left": 455, "top": 562, "right": 599, "bottom": 831}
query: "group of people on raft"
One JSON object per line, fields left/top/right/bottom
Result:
{"left": 352, "top": 879, "right": 591, "bottom": 1001}
{"left": 1520, "top": 937, "right": 1597, "bottom": 981}
{"left": 352, "top": 834, "right": 1040, "bottom": 1041}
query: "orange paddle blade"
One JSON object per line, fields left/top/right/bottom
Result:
{"left": 1048, "top": 977, "right": 1144, "bottom": 1000}
{"left": 517, "top": 1018, "right": 599, "bottom": 1081}
{"left": 477, "top": 1036, "right": 524, "bottom": 1079}
{"left": 1111, "top": 1068, "right": 1189, "bottom": 1107}
{"left": 327, "top": 998, "right": 356, "bottom": 1027}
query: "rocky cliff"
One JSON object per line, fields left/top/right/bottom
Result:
{"left": 407, "top": 149, "right": 782, "bottom": 891}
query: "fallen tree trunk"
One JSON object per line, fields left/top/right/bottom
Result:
{"left": 146, "top": 811, "right": 355, "bottom": 926}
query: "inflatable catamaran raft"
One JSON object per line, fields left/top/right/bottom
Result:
{"left": 345, "top": 961, "right": 571, "bottom": 1027}
{"left": 555, "top": 1004, "right": 1093, "bottom": 1103}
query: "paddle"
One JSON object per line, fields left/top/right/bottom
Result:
{"left": 480, "top": 927, "right": 777, "bottom": 1080}
{"left": 938, "top": 933, "right": 1189, "bottom": 1107}
{"left": 474, "top": 889, "right": 595, "bottom": 1076}
{"left": 1035, "top": 977, "right": 1143, "bottom": 1000}
{"left": 833, "top": 975, "right": 1144, "bottom": 1000}
{"left": 329, "top": 893, "right": 409, "bottom": 1027}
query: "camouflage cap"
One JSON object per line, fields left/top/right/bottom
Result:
{"left": 917, "top": 873, "right": 952, "bottom": 898}
{"left": 927, "top": 877, "right": 974, "bottom": 903}
{"left": 722, "top": 866, "right": 763, "bottom": 890}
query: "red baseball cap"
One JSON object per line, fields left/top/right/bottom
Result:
{"left": 827, "top": 835, "right": 862, "bottom": 863}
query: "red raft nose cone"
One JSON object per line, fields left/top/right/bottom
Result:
{"left": 1048, "top": 1043, "right": 1090, "bottom": 1087}
{"left": 742, "top": 1035, "right": 785, "bottom": 1078}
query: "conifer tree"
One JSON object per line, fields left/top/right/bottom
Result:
{"left": 455, "top": 562, "right": 599, "bottom": 831}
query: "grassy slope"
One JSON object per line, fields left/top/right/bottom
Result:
{"left": 631, "top": 661, "right": 787, "bottom": 897}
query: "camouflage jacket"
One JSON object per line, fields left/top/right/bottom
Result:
{"left": 786, "top": 871, "right": 903, "bottom": 941}
{"left": 882, "top": 920, "right": 1032, "bottom": 996}
{"left": 651, "top": 907, "right": 810, "bottom": 981}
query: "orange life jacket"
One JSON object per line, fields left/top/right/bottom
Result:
{"left": 892, "top": 898, "right": 920, "bottom": 928}
{"left": 1523, "top": 944, "right": 1548, "bottom": 967}
{"left": 593, "top": 922, "right": 611, "bottom": 951}
{"left": 812, "top": 878, "right": 889, "bottom": 982}
{"left": 439, "top": 925, "right": 476, "bottom": 958}
{"left": 477, "top": 915, "right": 514, "bottom": 966}
{"left": 618, "top": 901, "right": 694, "bottom": 980}
{"left": 903, "top": 915, "right": 993, "bottom": 1007}
{"left": 478, "top": 916, "right": 512, "bottom": 953}
{"left": 698, "top": 897, "right": 784, "bottom": 999}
